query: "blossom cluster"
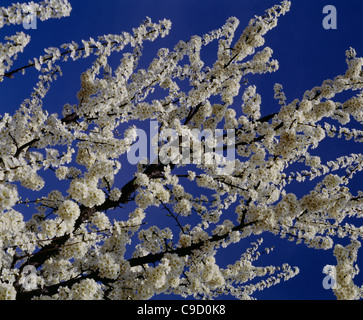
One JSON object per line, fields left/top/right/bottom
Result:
{"left": 0, "top": 0, "right": 363, "bottom": 301}
{"left": 0, "top": 0, "right": 71, "bottom": 28}
{"left": 0, "top": 0, "right": 71, "bottom": 80}
{"left": 332, "top": 241, "right": 362, "bottom": 300}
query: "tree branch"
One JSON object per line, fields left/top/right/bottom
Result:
{"left": 128, "top": 218, "right": 256, "bottom": 267}
{"left": 16, "top": 217, "right": 257, "bottom": 300}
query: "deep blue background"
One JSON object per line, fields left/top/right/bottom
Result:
{"left": 1, "top": 0, "right": 363, "bottom": 300}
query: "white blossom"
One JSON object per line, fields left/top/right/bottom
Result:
{"left": 0, "top": 282, "right": 16, "bottom": 300}
{"left": 1, "top": 0, "right": 363, "bottom": 301}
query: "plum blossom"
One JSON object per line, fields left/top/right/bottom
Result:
{"left": 0, "top": 0, "right": 362, "bottom": 301}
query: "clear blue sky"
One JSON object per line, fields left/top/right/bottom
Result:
{"left": 1, "top": 0, "right": 363, "bottom": 300}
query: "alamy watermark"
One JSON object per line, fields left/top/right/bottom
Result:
{"left": 322, "top": 5, "right": 337, "bottom": 30}
{"left": 22, "top": 6, "right": 37, "bottom": 30}
{"left": 127, "top": 120, "right": 236, "bottom": 175}
{"left": 322, "top": 265, "right": 338, "bottom": 290}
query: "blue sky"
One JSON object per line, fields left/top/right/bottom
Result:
{"left": 1, "top": 0, "right": 363, "bottom": 300}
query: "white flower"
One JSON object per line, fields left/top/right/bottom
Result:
{"left": 82, "top": 188, "right": 105, "bottom": 208}
{"left": 0, "top": 183, "right": 18, "bottom": 211}
{"left": 109, "top": 187, "right": 121, "bottom": 201}
{"left": 323, "top": 174, "right": 342, "bottom": 190}
{"left": 187, "top": 170, "right": 196, "bottom": 181}
{"left": 68, "top": 179, "right": 88, "bottom": 202}
{"left": 0, "top": 282, "right": 16, "bottom": 300}
{"left": 135, "top": 173, "right": 149, "bottom": 186}
{"left": 90, "top": 211, "right": 110, "bottom": 230}
{"left": 173, "top": 199, "right": 192, "bottom": 216}
{"left": 57, "top": 200, "right": 80, "bottom": 221}
{"left": 98, "top": 253, "right": 120, "bottom": 279}
{"left": 55, "top": 166, "right": 69, "bottom": 180}
{"left": 179, "top": 234, "right": 192, "bottom": 247}
{"left": 70, "top": 279, "right": 102, "bottom": 300}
